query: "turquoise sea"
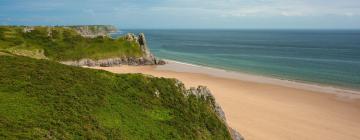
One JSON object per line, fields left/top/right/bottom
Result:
{"left": 114, "top": 30, "right": 360, "bottom": 90}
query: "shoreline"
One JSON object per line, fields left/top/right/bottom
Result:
{"left": 159, "top": 59, "right": 360, "bottom": 99}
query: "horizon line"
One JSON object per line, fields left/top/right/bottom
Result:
{"left": 1, "top": 24, "right": 360, "bottom": 30}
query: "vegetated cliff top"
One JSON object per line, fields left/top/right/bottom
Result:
{"left": 0, "top": 55, "right": 232, "bottom": 140}
{"left": 0, "top": 25, "right": 143, "bottom": 61}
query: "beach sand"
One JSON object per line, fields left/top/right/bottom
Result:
{"left": 91, "top": 61, "right": 360, "bottom": 140}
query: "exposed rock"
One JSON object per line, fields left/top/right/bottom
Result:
{"left": 229, "top": 127, "right": 244, "bottom": 140}
{"left": 214, "top": 102, "right": 227, "bottom": 122}
{"left": 61, "top": 32, "right": 165, "bottom": 67}
{"left": 61, "top": 57, "right": 160, "bottom": 67}
{"left": 22, "top": 25, "right": 117, "bottom": 38}
{"left": 154, "top": 89, "right": 160, "bottom": 97}
{"left": 138, "top": 33, "right": 155, "bottom": 61}
{"left": 124, "top": 33, "right": 137, "bottom": 41}
{"left": 134, "top": 33, "right": 166, "bottom": 65}
{"left": 125, "top": 32, "right": 160, "bottom": 64}
{"left": 155, "top": 59, "right": 166, "bottom": 65}
{"left": 174, "top": 79, "right": 187, "bottom": 92}
{"left": 187, "top": 86, "right": 225, "bottom": 121}
{"left": 23, "top": 26, "right": 34, "bottom": 33}
{"left": 68, "top": 25, "right": 117, "bottom": 38}
{"left": 187, "top": 85, "right": 244, "bottom": 140}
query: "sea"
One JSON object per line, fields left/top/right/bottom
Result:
{"left": 112, "top": 29, "right": 360, "bottom": 90}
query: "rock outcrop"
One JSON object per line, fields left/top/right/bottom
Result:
{"left": 124, "top": 33, "right": 155, "bottom": 62}
{"left": 61, "top": 57, "right": 164, "bottom": 67}
{"left": 22, "top": 25, "right": 117, "bottom": 38}
{"left": 68, "top": 25, "right": 117, "bottom": 38}
{"left": 186, "top": 85, "right": 244, "bottom": 140}
{"left": 229, "top": 127, "right": 244, "bottom": 140}
{"left": 23, "top": 26, "right": 34, "bottom": 33}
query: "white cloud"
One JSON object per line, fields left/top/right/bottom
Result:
{"left": 146, "top": 0, "right": 360, "bottom": 18}
{"left": 1, "top": 0, "right": 359, "bottom": 28}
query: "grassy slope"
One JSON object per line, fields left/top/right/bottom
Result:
{"left": 0, "top": 55, "right": 231, "bottom": 140}
{"left": 0, "top": 26, "right": 142, "bottom": 61}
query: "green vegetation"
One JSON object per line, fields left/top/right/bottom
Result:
{"left": 0, "top": 55, "right": 231, "bottom": 140}
{"left": 0, "top": 26, "right": 142, "bottom": 61}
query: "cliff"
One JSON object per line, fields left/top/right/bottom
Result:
{"left": 187, "top": 85, "right": 244, "bottom": 140}
{"left": 0, "top": 25, "right": 243, "bottom": 139}
{"left": 67, "top": 25, "right": 117, "bottom": 38}
{"left": 0, "top": 25, "right": 165, "bottom": 66}
{"left": 0, "top": 55, "right": 234, "bottom": 139}
{"left": 22, "top": 25, "right": 117, "bottom": 38}
{"left": 61, "top": 32, "right": 165, "bottom": 67}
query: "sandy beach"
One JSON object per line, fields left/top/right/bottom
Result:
{"left": 92, "top": 61, "right": 360, "bottom": 140}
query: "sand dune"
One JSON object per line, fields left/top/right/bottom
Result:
{"left": 92, "top": 62, "right": 360, "bottom": 140}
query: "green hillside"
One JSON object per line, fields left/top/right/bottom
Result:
{"left": 0, "top": 55, "right": 231, "bottom": 140}
{"left": 0, "top": 26, "right": 142, "bottom": 61}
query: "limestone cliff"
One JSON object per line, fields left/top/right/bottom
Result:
{"left": 62, "top": 32, "right": 165, "bottom": 67}
{"left": 124, "top": 33, "right": 158, "bottom": 62}
{"left": 22, "top": 25, "right": 117, "bottom": 38}
{"left": 67, "top": 25, "right": 117, "bottom": 38}
{"left": 186, "top": 85, "right": 244, "bottom": 140}
{"left": 18, "top": 25, "right": 165, "bottom": 66}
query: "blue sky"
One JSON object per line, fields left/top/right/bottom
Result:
{"left": 1, "top": 0, "right": 360, "bottom": 29}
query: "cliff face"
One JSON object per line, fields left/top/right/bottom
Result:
{"left": 125, "top": 33, "right": 156, "bottom": 61}
{"left": 0, "top": 25, "right": 165, "bottom": 66}
{"left": 61, "top": 56, "right": 163, "bottom": 67}
{"left": 22, "top": 25, "right": 117, "bottom": 38}
{"left": 186, "top": 85, "right": 244, "bottom": 140}
{"left": 0, "top": 55, "right": 234, "bottom": 140}
{"left": 67, "top": 25, "right": 117, "bottom": 38}
{"left": 62, "top": 32, "right": 165, "bottom": 67}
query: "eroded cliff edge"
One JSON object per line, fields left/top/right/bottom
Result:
{"left": 1, "top": 25, "right": 165, "bottom": 66}
{"left": 184, "top": 84, "right": 244, "bottom": 140}
{"left": 68, "top": 25, "right": 117, "bottom": 38}
{"left": 61, "top": 32, "right": 166, "bottom": 67}
{"left": 60, "top": 26, "right": 244, "bottom": 139}
{"left": 23, "top": 25, "right": 117, "bottom": 38}
{"left": 0, "top": 55, "right": 236, "bottom": 139}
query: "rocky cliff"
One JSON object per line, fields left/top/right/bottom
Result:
{"left": 61, "top": 56, "right": 165, "bottom": 67}
{"left": 62, "top": 32, "right": 165, "bottom": 67}
{"left": 67, "top": 25, "right": 117, "bottom": 38}
{"left": 22, "top": 25, "right": 117, "bottom": 38}
{"left": 125, "top": 33, "right": 154, "bottom": 60}
{"left": 0, "top": 55, "right": 237, "bottom": 139}
{"left": 186, "top": 85, "right": 244, "bottom": 140}
{"left": 17, "top": 25, "right": 165, "bottom": 66}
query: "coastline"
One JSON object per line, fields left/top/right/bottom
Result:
{"left": 159, "top": 59, "right": 360, "bottom": 99}
{"left": 91, "top": 60, "right": 360, "bottom": 140}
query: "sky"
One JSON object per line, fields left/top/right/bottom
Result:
{"left": 0, "top": 0, "right": 360, "bottom": 29}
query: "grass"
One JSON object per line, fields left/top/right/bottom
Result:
{"left": 0, "top": 26, "right": 142, "bottom": 61}
{"left": 0, "top": 55, "right": 231, "bottom": 140}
